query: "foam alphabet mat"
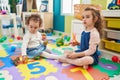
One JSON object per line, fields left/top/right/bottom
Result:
{"left": 0, "top": 42, "right": 120, "bottom": 80}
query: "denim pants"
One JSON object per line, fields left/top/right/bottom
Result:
{"left": 27, "top": 44, "right": 46, "bottom": 58}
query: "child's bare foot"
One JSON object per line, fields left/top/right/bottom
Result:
{"left": 83, "top": 65, "right": 88, "bottom": 69}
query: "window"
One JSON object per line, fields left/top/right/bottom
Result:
{"left": 36, "top": 0, "right": 41, "bottom": 11}
{"left": 82, "top": 0, "right": 91, "bottom": 4}
{"left": 61, "top": 0, "right": 80, "bottom": 15}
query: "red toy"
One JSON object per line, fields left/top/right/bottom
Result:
{"left": 112, "top": 56, "right": 119, "bottom": 62}
{"left": 17, "top": 36, "right": 21, "bottom": 40}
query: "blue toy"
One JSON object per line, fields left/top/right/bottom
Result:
{"left": 108, "top": 0, "right": 120, "bottom": 9}
{"left": 10, "top": 45, "right": 16, "bottom": 52}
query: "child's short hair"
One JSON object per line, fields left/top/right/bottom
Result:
{"left": 26, "top": 14, "right": 42, "bottom": 27}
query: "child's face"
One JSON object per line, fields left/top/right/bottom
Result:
{"left": 28, "top": 20, "right": 39, "bottom": 34}
{"left": 82, "top": 11, "right": 94, "bottom": 27}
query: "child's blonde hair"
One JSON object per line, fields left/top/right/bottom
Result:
{"left": 26, "top": 14, "right": 42, "bottom": 27}
{"left": 84, "top": 7, "right": 104, "bottom": 38}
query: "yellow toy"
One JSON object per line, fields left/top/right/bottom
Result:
{"left": 12, "top": 56, "right": 28, "bottom": 66}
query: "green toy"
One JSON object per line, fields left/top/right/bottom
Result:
{"left": 33, "top": 56, "right": 41, "bottom": 60}
{"left": 58, "top": 33, "right": 62, "bottom": 36}
{"left": 56, "top": 38, "right": 64, "bottom": 47}
{"left": 0, "top": 36, "right": 7, "bottom": 43}
{"left": 52, "top": 31, "right": 56, "bottom": 35}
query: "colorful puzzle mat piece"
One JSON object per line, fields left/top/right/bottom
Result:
{"left": 0, "top": 41, "right": 119, "bottom": 80}
{"left": 93, "top": 58, "right": 120, "bottom": 77}
{"left": 62, "top": 66, "right": 109, "bottom": 80}
{"left": 0, "top": 45, "right": 8, "bottom": 57}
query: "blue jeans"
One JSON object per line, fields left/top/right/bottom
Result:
{"left": 27, "top": 44, "right": 46, "bottom": 58}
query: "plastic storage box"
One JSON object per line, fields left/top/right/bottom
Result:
{"left": 105, "top": 18, "right": 120, "bottom": 29}
{"left": 104, "top": 29, "right": 120, "bottom": 40}
{"left": 102, "top": 39, "right": 120, "bottom": 52}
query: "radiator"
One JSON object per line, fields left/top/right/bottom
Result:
{"left": 71, "top": 19, "right": 85, "bottom": 42}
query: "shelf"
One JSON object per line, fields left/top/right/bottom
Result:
{"left": 102, "top": 10, "right": 120, "bottom": 17}
{"left": 104, "top": 29, "right": 120, "bottom": 40}
{"left": 0, "top": 14, "right": 18, "bottom": 38}
{"left": 71, "top": 19, "right": 85, "bottom": 42}
{"left": 101, "top": 14, "right": 120, "bottom": 57}
{"left": 100, "top": 49, "right": 120, "bottom": 60}
{"left": 22, "top": 12, "right": 53, "bottom": 30}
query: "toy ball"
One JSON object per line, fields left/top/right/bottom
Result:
{"left": 11, "top": 35, "right": 15, "bottom": 38}
{"left": 58, "top": 33, "right": 62, "bottom": 36}
{"left": 112, "top": 56, "right": 119, "bottom": 62}
{"left": 9, "top": 38, "right": 14, "bottom": 42}
{"left": 11, "top": 46, "right": 16, "bottom": 52}
{"left": 17, "top": 36, "right": 21, "bottom": 40}
{"left": 66, "top": 36, "right": 71, "bottom": 41}
{"left": 1, "top": 10, "right": 7, "bottom": 14}
{"left": 52, "top": 31, "right": 56, "bottom": 35}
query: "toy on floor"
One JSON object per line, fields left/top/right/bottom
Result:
{"left": 33, "top": 55, "right": 41, "bottom": 60}
{"left": 10, "top": 45, "right": 16, "bottom": 52}
{"left": 69, "top": 33, "right": 79, "bottom": 46}
{"left": 1, "top": 10, "right": 7, "bottom": 14}
{"left": 0, "top": 36, "right": 7, "bottom": 43}
{"left": 12, "top": 56, "right": 28, "bottom": 66}
{"left": 56, "top": 38, "right": 64, "bottom": 47}
{"left": 112, "top": 56, "right": 119, "bottom": 63}
{"left": 56, "top": 33, "right": 71, "bottom": 47}
{"left": 12, "top": 55, "right": 42, "bottom": 66}
{"left": 62, "top": 34, "right": 71, "bottom": 46}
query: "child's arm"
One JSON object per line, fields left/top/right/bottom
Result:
{"left": 83, "top": 29, "right": 100, "bottom": 56}
{"left": 66, "top": 29, "right": 100, "bottom": 59}
{"left": 21, "top": 32, "right": 30, "bottom": 56}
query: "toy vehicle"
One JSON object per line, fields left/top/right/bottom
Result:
{"left": 108, "top": 0, "right": 120, "bottom": 10}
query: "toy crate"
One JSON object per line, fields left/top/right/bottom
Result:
{"left": 104, "top": 29, "right": 120, "bottom": 40}
{"left": 102, "top": 10, "right": 120, "bottom": 17}
{"left": 102, "top": 39, "right": 120, "bottom": 52}
{"left": 105, "top": 18, "right": 120, "bottom": 29}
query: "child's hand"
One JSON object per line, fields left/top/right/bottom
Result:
{"left": 43, "top": 40, "right": 48, "bottom": 46}
{"left": 42, "top": 33, "right": 46, "bottom": 40}
{"left": 67, "top": 52, "right": 78, "bottom": 59}
{"left": 64, "top": 50, "right": 73, "bottom": 57}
